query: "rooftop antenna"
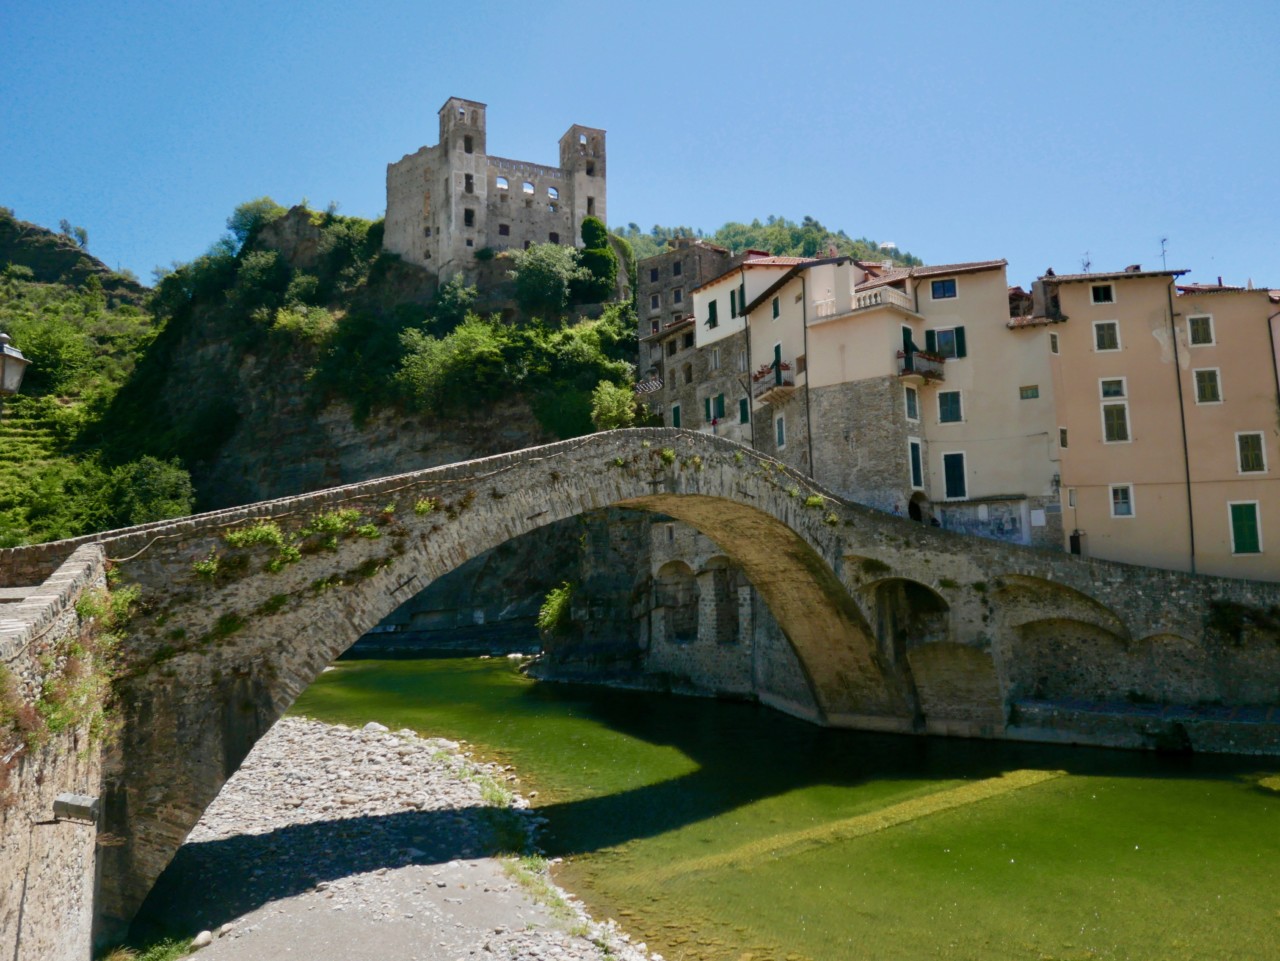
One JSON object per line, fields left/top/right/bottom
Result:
{"left": 1160, "top": 237, "right": 1168, "bottom": 270}
{"left": 1081, "top": 251, "right": 1091, "bottom": 273}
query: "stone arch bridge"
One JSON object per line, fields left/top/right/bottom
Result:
{"left": 2, "top": 428, "right": 1278, "bottom": 936}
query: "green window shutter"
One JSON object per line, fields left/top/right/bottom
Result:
{"left": 671, "top": 406, "right": 681, "bottom": 428}
{"left": 925, "top": 329, "right": 938, "bottom": 354}
{"left": 954, "top": 326, "right": 967, "bottom": 358}
{"left": 708, "top": 300, "right": 718, "bottom": 327}
{"left": 1231, "top": 503, "right": 1261, "bottom": 553}
{"left": 739, "top": 398, "right": 750, "bottom": 423}
{"left": 730, "top": 289, "right": 737, "bottom": 318}
{"left": 772, "top": 297, "right": 779, "bottom": 318}
{"left": 704, "top": 397, "right": 712, "bottom": 421}
{"left": 715, "top": 394, "right": 725, "bottom": 419}
{"left": 739, "top": 283, "right": 746, "bottom": 314}
{"left": 943, "top": 453, "right": 966, "bottom": 499}
{"left": 773, "top": 344, "right": 783, "bottom": 385}
{"left": 909, "top": 442, "right": 923, "bottom": 488}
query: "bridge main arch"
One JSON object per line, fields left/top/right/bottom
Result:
{"left": 72, "top": 429, "right": 912, "bottom": 933}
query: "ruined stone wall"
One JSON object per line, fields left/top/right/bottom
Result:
{"left": 485, "top": 158, "right": 573, "bottom": 252}
{"left": 0, "top": 546, "right": 107, "bottom": 961}
{"left": 807, "top": 378, "right": 912, "bottom": 513}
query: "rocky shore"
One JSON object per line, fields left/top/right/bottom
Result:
{"left": 136, "top": 715, "right": 657, "bottom": 961}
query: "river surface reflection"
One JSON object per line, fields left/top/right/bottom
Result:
{"left": 293, "top": 657, "right": 1280, "bottom": 961}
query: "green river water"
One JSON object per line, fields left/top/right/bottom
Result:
{"left": 291, "top": 658, "right": 1280, "bottom": 961}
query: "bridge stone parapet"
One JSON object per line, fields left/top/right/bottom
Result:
{"left": 0, "top": 428, "right": 1277, "bottom": 943}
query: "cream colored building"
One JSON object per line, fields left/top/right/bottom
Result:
{"left": 1045, "top": 268, "right": 1280, "bottom": 580}
{"left": 735, "top": 257, "right": 1062, "bottom": 547}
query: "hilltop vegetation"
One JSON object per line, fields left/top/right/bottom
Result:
{"left": 1, "top": 200, "right": 638, "bottom": 544}
{"left": 614, "top": 215, "right": 921, "bottom": 266}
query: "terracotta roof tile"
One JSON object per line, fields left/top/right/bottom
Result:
{"left": 1042, "top": 268, "right": 1188, "bottom": 283}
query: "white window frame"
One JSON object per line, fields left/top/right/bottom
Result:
{"left": 908, "top": 437, "right": 924, "bottom": 490}
{"left": 929, "top": 277, "right": 959, "bottom": 301}
{"left": 904, "top": 385, "right": 920, "bottom": 423}
{"left": 1108, "top": 483, "right": 1135, "bottom": 518}
{"left": 1101, "top": 401, "right": 1131, "bottom": 444}
{"left": 932, "top": 326, "right": 963, "bottom": 359}
{"left": 775, "top": 414, "right": 786, "bottom": 450}
{"left": 1093, "top": 320, "right": 1121, "bottom": 352}
{"left": 710, "top": 347, "right": 720, "bottom": 371}
{"left": 1236, "top": 431, "right": 1268, "bottom": 474}
{"left": 1228, "top": 500, "right": 1263, "bottom": 555}
{"left": 1193, "top": 367, "right": 1222, "bottom": 405}
{"left": 1067, "top": 488, "right": 1076, "bottom": 508}
{"left": 941, "top": 451, "right": 967, "bottom": 501}
{"left": 937, "top": 389, "right": 963, "bottom": 424}
{"left": 1099, "top": 376, "right": 1127, "bottom": 399}
{"left": 1187, "top": 314, "right": 1215, "bottom": 346}
{"left": 1091, "top": 283, "right": 1116, "bottom": 305}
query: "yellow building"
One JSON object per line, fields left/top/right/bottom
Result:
{"left": 1044, "top": 268, "right": 1280, "bottom": 580}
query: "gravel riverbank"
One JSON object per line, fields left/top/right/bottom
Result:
{"left": 136, "top": 715, "right": 657, "bottom": 961}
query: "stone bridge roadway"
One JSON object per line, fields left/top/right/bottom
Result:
{"left": 2, "top": 428, "right": 1277, "bottom": 933}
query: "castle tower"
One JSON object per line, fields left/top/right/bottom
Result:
{"left": 434, "top": 98, "right": 489, "bottom": 277}
{"left": 559, "top": 124, "right": 607, "bottom": 242}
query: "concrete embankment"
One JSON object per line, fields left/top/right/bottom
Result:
{"left": 135, "top": 715, "right": 657, "bottom": 961}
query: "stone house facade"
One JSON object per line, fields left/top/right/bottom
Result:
{"left": 739, "top": 257, "right": 1063, "bottom": 548}
{"left": 635, "top": 238, "right": 735, "bottom": 342}
{"left": 384, "top": 97, "right": 606, "bottom": 284}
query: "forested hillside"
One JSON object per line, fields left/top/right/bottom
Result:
{"left": 614, "top": 215, "right": 922, "bottom": 265}
{"left": 1, "top": 201, "right": 638, "bottom": 544}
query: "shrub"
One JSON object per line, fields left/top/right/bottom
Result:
{"left": 537, "top": 582, "right": 574, "bottom": 637}
{"left": 589, "top": 380, "right": 635, "bottom": 430}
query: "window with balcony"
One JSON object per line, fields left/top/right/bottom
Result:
{"left": 1194, "top": 368, "right": 1221, "bottom": 404}
{"left": 1110, "top": 484, "right": 1134, "bottom": 517}
{"left": 938, "top": 390, "right": 962, "bottom": 424}
{"left": 930, "top": 278, "right": 957, "bottom": 299}
{"left": 1238, "top": 433, "right": 1266, "bottom": 473}
{"left": 925, "top": 327, "right": 966, "bottom": 358}
{"left": 1188, "top": 315, "right": 1214, "bottom": 345}
{"left": 1230, "top": 502, "right": 1262, "bottom": 554}
{"left": 1094, "top": 321, "right": 1120, "bottom": 351}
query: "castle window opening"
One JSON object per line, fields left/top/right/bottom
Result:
{"left": 547, "top": 186, "right": 559, "bottom": 200}
{"left": 667, "top": 340, "right": 677, "bottom": 357}
{"left": 548, "top": 203, "right": 558, "bottom": 213}
{"left": 496, "top": 176, "right": 509, "bottom": 190}
{"left": 463, "top": 208, "right": 475, "bottom": 227}
{"left": 683, "top": 362, "right": 693, "bottom": 384}
{"left": 650, "top": 293, "right": 660, "bottom": 311}
{"left": 673, "top": 261, "right": 682, "bottom": 276}
{"left": 499, "top": 224, "right": 510, "bottom": 236}
{"left": 465, "top": 239, "right": 473, "bottom": 247}
{"left": 524, "top": 240, "right": 531, "bottom": 250}
{"left": 579, "top": 133, "right": 587, "bottom": 145}
{"left": 470, "top": 110, "right": 477, "bottom": 124}
{"left": 682, "top": 332, "right": 694, "bottom": 349}
{"left": 549, "top": 232, "right": 560, "bottom": 244}
{"left": 586, "top": 162, "right": 595, "bottom": 176}
{"left": 457, "top": 107, "right": 465, "bottom": 119}
{"left": 650, "top": 267, "right": 659, "bottom": 282}
{"left": 522, "top": 181, "right": 535, "bottom": 194}
{"left": 464, "top": 135, "right": 474, "bottom": 154}
{"left": 587, "top": 196, "right": 596, "bottom": 215}
{"left": 464, "top": 174, "right": 474, "bottom": 194}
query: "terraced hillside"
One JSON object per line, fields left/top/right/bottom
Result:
{"left": 0, "top": 396, "right": 64, "bottom": 546}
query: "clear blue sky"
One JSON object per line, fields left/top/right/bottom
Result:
{"left": 3, "top": 1, "right": 1276, "bottom": 289}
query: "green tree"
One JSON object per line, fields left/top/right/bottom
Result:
{"left": 589, "top": 379, "right": 635, "bottom": 430}
{"left": 397, "top": 314, "right": 514, "bottom": 412}
{"left": 226, "top": 197, "right": 287, "bottom": 252}
{"left": 427, "top": 274, "right": 478, "bottom": 334}
{"left": 106, "top": 457, "right": 195, "bottom": 525}
{"left": 573, "top": 216, "right": 618, "bottom": 304}
{"left": 510, "top": 243, "right": 590, "bottom": 320}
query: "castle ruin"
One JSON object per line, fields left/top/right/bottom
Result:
{"left": 384, "top": 97, "right": 606, "bottom": 283}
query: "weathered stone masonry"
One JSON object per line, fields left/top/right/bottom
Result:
{"left": 2, "top": 428, "right": 1279, "bottom": 943}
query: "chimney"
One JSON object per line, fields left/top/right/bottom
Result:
{"left": 1124, "top": 264, "right": 1141, "bottom": 273}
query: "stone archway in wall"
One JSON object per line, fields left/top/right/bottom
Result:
{"left": 84, "top": 430, "right": 913, "bottom": 935}
{"left": 655, "top": 560, "right": 699, "bottom": 643}
{"left": 861, "top": 577, "right": 950, "bottom": 668}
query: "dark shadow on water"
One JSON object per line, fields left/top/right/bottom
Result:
{"left": 134, "top": 661, "right": 1280, "bottom": 940}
